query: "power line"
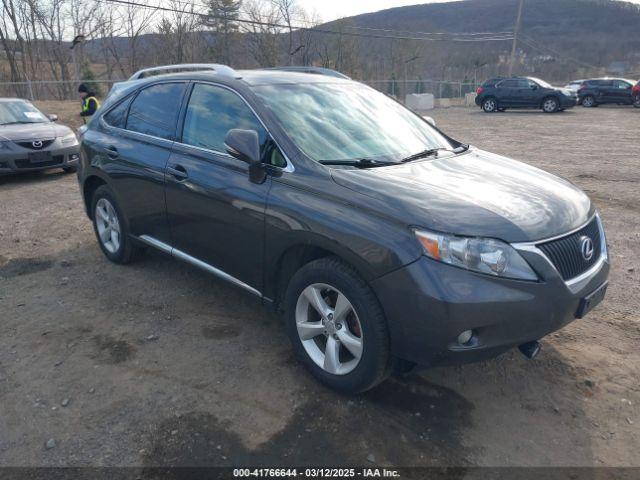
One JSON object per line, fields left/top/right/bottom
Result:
{"left": 149, "top": 0, "right": 515, "bottom": 39}
{"left": 101, "top": 0, "right": 515, "bottom": 43}
{"left": 518, "top": 34, "right": 598, "bottom": 70}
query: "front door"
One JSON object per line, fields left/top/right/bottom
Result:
{"left": 164, "top": 82, "right": 275, "bottom": 294}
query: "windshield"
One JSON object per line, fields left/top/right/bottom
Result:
{"left": 0, "top": 100, "right": 49, "bottom": 125}
{"left": 530, "top": 77, "right": 553, "bottom": 89}
{"left": 253, "top": 82, "right": 454, "bottom": 163}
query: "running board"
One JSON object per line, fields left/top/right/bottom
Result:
{"left": 138, "top": 235, "right": 262, "bottom": 298}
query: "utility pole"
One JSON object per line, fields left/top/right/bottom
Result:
{"left": 508, "top": 0, "right": 524, "bottom": 77}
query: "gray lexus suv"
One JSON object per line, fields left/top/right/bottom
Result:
{"left": 0, "top": 98, "right": 80, "bottom": 175}
{"left": 77, "top": 64, "right": 609, "bottom": 393}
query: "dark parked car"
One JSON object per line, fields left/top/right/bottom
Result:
{"left": 475, "top": 76, "right": 577, "bottom": 113}
{"left": 0, "top": 98, "right": 80, "bottom": 175}
{"left": 78, "top": 64, "right": 609, "bottom": 393}
{"left": 577, "top": 78, "right": 637, "bottom": 107}
{"left": 632, "top": 80, "right": 640, "bottom": 107}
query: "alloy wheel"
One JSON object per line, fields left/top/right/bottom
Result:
{"left": 295, "top": 283, "right": 364, "bottom": 375}
{"left": 95, "top": 198, "right": 121, "bottom": 254}
{"left": 483, "top": 99, "right": 496, "bottom": 112}
{"left": 543, "top": 98, "right": 558, "bottom": 112}
{"left": 582, "top": 96, "right": 594, "bottom": 107}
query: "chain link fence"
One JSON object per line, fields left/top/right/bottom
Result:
{"left": 0, "top": 78, "right": 480, "bottom": 104}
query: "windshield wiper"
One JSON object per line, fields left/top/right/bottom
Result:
{"left": 319, "top": 158, "right": 396, "bottom": 168}
{"left": 401, "top": 144, "right": 470, "bottom": 163}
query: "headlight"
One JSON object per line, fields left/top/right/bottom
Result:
{"left": 415, "top": 229, "right": 538, "bottom": 281}
{"left": 60, "top": 133, "right": 77, "bottom": 144}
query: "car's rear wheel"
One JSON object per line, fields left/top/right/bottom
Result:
{"left": 581, "top": 95, "right": 596, "bottom": 107}
{"left": 542, "top": 97, "right": 559, "bottom": 113}
{"left": 91, "top": 185, "right": 142, "bottom": 264}
{"left": 284, "top": 257, "right": 391, "bottom": 393}
{"left": 634, "top": 95, "right": 640, "bottom": 108}
{"left": 482, "top": 97, "right": 498, "bottom": 113}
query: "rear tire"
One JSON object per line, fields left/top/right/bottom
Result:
{"left": 284, "top": 257, "right": 391, "bottom": 393}
{"left": 581, "top": 95, "right": 596, "bottom": 107}
{"left": 482, "top": 97, "right": 498, "bottom": 113}
{"left": 91, "top": 185, "right": 142, "bottom": 264}
{"left": 634, "top": 95, "right": 640, "bottom": 108}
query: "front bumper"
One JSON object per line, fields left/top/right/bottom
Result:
{"left": 0, "top": 144, "right": 80, "bottom": 175}
{"left": 560, "top": 96, "right": 578, "bottom": 108}
{"left": 371, "top": 248, "right": 609, "bottom": 367}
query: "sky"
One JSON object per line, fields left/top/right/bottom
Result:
{"left": 301, "top": 0, "right": 640, "bottom": 22}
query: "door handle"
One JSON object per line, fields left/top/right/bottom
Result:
{"left": 167, "top": 164, "right": 188, "bottom": 180}
{"left": 104, "top": 145, "right": 119, "bottom": 159}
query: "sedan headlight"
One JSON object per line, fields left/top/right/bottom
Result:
{"left": 415, "top": 229, "right": 538, "bottom": 281}
{"left": 60, "top": 133, "right": 78, "bottom": 144}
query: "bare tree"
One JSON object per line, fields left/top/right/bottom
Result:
{"left": 242, "top": 0, "right": 281, "bottom": 67}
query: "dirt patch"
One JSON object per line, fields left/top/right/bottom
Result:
{"left": 201, "top": 324, "right": 243, "bottom": 339}
{"left": 0, "top": 257, "right": 53, "bottom": 278}
{"left": 92, "top": 335, "right": 136, "bottom": 364}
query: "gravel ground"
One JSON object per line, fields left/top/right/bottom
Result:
{"left": 0, "top": 102, "right": 638, "bottom": 468}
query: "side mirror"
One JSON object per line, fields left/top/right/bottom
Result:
{"left": 48, "top": 114, "right": 58, "bottom": 122}
{"left": 224, "top": 128, "right": 266, "bottom": 184}
{"left": 422, "top": 115, "right": 436, "bottom": 127}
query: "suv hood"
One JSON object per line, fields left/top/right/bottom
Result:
{"left": 330, "top": 148, "right": 592, "bottom": 243}
{"left": 0, "top": 122, "right": 72, "bottom": 142}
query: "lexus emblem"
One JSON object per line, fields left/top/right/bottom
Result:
{"left": 580, "top": 236, "right": 594, "bottom": 261}
{"left": 32, "top": 140, "right": 43, "bottom": 149}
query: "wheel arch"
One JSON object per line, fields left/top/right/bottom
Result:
{"left": 82, "top": 174, "right": 108, "bottom": 219}
{"left": 267, "top": 237, "right": 379, "bottom": 311}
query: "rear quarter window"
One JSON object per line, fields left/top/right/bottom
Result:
{"left": 126, "top": 82, "right": 186, "bottom": 140}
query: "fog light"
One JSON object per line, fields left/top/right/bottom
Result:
{"left": 457, "top": 330, "right": 473, "bottom": 345}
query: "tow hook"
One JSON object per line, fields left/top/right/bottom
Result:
{"left": 518, "top": 340, "right": 541, "bottom": 359}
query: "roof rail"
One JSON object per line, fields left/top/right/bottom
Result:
{"left": 264, "top": 66, "right": 351, "bottom": 80}
{"left": 128, "top": 63, "right": 242, "bottom": 81}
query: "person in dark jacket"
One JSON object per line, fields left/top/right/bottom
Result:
{"left": 78, "top": 83, "right": 100, "bottom": 120}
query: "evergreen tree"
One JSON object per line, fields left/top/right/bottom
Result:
{"left": 201, "top": 0, "right": 242, "bottom": 65}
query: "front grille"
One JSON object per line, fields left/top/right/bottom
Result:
{"left": 15, "top": 155, "right": 64, "bottom": 169}
{"left": 538, "top": 216, "right": 602, "bottom": 280}
{"left": 16, "top": 139, "right": 55, "bottom": 150}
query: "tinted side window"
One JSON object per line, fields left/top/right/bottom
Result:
{"left": 614, "top": 80, "right": 631, "bottom": 89}
{"left": 103, "top": 95, "right": 133, "bottom": 128}
{"left": 499, "top": 80, "right": 518, "bottom": 88}
{"left": 126, "top": 83, "right": 186, "bottom": 140}
{"left": 182, "top": 83, "right": 269, "bottom": 156}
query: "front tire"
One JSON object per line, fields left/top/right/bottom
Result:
{"left": 91, "top": 185, "right": 142, "bottom": 264}
{"left": 482, "top": 97, "right": 498, "bottom": 113}
{"left": 542, "top": 97, "right": 559, "bottom": 113}
{"left": 581, "top": 95, "right": 596, "bottom": 107}
{"left": 284, "top": 257, "right": 391, "bottom": 393}
{"left": 634, "top": 95, "right": 640, "bottom": 108}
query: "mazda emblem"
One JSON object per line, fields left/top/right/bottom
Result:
{"left": 32, "top": 140, "right": 43, "bottom": 149}
{"left": 580, "top": 236, "right": 594, "bottom": 261}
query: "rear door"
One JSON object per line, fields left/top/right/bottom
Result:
{"left": 89, "top": 82, "right": 187, "bottom": 243}
{"left": 596, "top": 80, "right": 614, "bottom": 103}
{"left": 496, "top": 79, "right": 520, "bottom": 106}
{"left": 164, "top": 82, "right": 278, "bottom": 294}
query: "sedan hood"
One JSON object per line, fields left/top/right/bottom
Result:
{"left": 0, "top": 122, "right": 72, "bottom": 142}
{"left": 331, "top": 148, "right": 592, "bottom": 243}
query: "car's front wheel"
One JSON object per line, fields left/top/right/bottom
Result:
{"left": 634, "top": 95, "right": 640, "bottom": 108}
{"left": 542, "top": 97, "right": 559, "bottom": 113}
{"left": 482, "top": 97, "right": 498, "bottom": 113}
{"left": 91, "top": 185, "right": 142, "bottom": 264}
{"left": 284, "top": 257, "right": 391, "bottom": 393}
{"left": 581, "top": 95, "right": 596, "bottom": 107}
